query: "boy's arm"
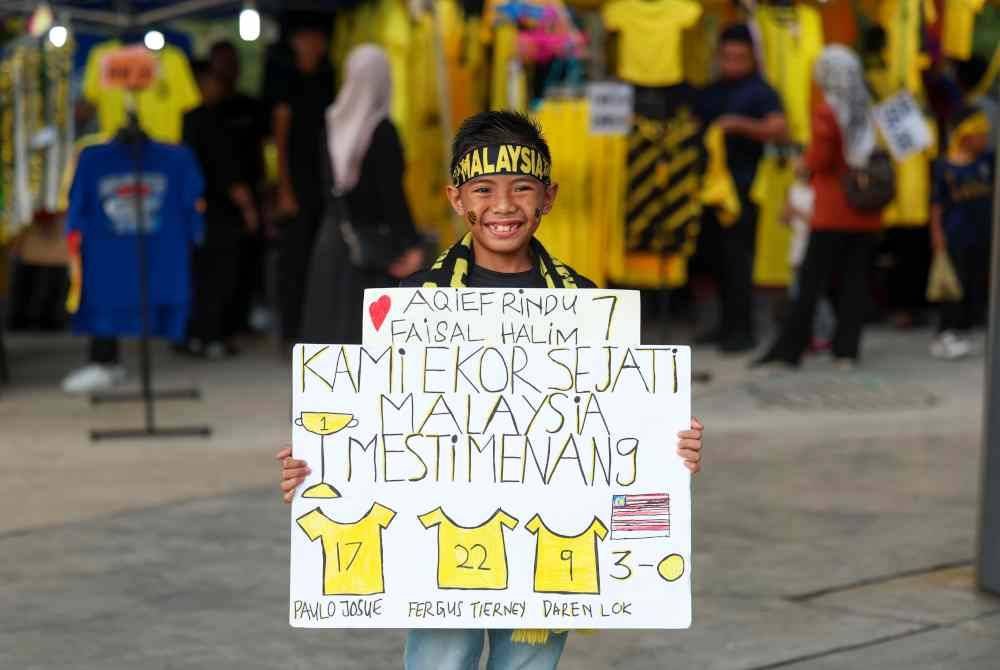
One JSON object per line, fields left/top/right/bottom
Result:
{"left": 678, "top": 417, "right": 703, "bottom": 475}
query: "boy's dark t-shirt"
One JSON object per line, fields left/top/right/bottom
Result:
{"left": 400, "top": 261, "right": 597, "bottom": 289}
{"left": 934, "top": 152, "right": 995, "bottom": 249}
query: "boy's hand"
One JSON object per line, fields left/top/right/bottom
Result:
{"left": 276, "top": 446, "right": 311, "bottom": 504}
{"left": 677, "top": 417, "right": 704, "bottom": 475}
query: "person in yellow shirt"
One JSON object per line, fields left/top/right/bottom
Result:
{"left": 296, "top": 503, "right": 397, "bottom": 595}
{"left": 419, "top": 507, "right": 519, "bottom": 590}
{"left": 695, "top": 24, "right": 788, "bottom": 353}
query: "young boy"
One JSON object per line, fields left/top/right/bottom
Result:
{"left": 276, "top": 111, "right": 705, "bottom": 669}
{"left": 930, "top": 106, "right": 995, "bottom": 359}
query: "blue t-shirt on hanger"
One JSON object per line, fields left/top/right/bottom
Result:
{"left": 68, "top": 139, "right": 204, "bottom": 341}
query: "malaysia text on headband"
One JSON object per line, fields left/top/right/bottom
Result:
{"left": 451, "top": 144, "right": 552, "bottom": 187}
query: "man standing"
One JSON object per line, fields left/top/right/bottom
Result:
{"left": 272, "top": 18, "right": 335, "bottom": 347}
{"left": 697, "top": 24, "right": 787, "bottom": 353}
{"left": 208, "top": 41, "right": 269, "bottom": 337}
{"left": 182, "top": 62, "right": 258, "bottom": 358}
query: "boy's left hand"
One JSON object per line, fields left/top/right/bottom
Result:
{"left": 677, "top": 417, "right": 704, "bottom": 475}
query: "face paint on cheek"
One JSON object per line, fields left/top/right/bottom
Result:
{"left": 466, "top": 211, "right": 478, "bottom": 226}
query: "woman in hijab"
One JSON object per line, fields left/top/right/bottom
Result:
{"left": 302, "top": 44, "right": 424, "bottom": 343}
{"left": 754, "top": 45, "right": 883, "bottom": 370}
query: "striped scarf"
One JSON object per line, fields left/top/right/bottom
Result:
{"left": 420, "top": 233, "right": 582, "bottom": 289}
{"left": 422, "top": 232, "right": 582, "bottom": 646}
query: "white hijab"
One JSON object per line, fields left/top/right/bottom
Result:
{"left": 326, "top": 44, "right": 392, "bottom": 194}
{"left": 813, "top": 45, "right": 876, "bottom": 168}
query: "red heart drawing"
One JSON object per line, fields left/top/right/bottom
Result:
{"left": 369, "top": 295, "right": 392, "bottom": 331}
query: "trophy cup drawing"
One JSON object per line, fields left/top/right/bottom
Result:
{"left": 294, "top": 412, "right": 359, "bottom": 498}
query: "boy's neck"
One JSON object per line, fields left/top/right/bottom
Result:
{"left": 470, "top": 239, "right": 534, "bottom": 274}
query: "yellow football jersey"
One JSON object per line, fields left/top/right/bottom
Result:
{"left": 297, "top": 503, "right": 396, "bottom": 596}
{"left": 525, "top": 515, "right": 608, "bottom": 594}
{"left": 602, "top": 0, "right": 702, "bottom": 87}
{"left": 419, "top": 507, "right": 519, "bottom": 590}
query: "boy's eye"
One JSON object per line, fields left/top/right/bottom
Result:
{"left": 473, "top": 187, "right": 491, "bottom": 194}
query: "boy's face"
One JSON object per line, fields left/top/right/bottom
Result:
{"left": 447, "top": 174, "right": 558, "bottom": 258}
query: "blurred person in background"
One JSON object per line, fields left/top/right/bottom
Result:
{"left": 754, "top": 45, "right": 882, "bottom": 370}
{"left": 696, "top": 24, "right": 787, "bottom": 354}
{"left": 208, "top": 40, "right": 269, "bottom": 337}
{"left": 301, "top": 44, "right": 424, "bottom": 343}
{"left": 929, "top": 106, "right": 995, "bottom": 360}
{"left": 272, "top": 18, "right": 335, "bottom": 348}
{"left": 181, "top": 61, "right": 259, "bottom": 359}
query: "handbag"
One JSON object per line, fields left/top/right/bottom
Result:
{"left": 329, "top": 193, "right": 403, "bottom": 271}
{"left": 841, "top": 148, "right": 896, "bottom": 211}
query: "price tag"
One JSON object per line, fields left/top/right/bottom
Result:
{"left": 873, "top": 91, "right": 931, "bottom": 161}
{"left": 101, "top": 46, "right": 158, "bottom": 91}
{"left": 587, "top": 82, "right": 634, "bottom": 136}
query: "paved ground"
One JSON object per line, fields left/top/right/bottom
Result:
{"left": 2, "top": 323, "right": 1000, "bottom": 669}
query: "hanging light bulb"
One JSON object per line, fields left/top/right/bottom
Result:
{"left": 144, "top": 30, "right": 165, "bottom": 51}
{"left": 48, "top": 25, "right": 68, "bottom": 48}
{"left": 239, "top": 3, "right": 261, "bottom": 42}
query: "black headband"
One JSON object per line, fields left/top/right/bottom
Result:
{"left": 451, "top": 143, "right": 551, "bottom": 187}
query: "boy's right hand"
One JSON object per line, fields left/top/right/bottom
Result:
{"left": 276, "top": 446, "right": 311, "bottom": 504}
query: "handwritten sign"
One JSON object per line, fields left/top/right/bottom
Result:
{"left": 289, "top": 343, "right": 692, "bottom": 629}
{"left": 873, "top": 91, "right": 931, "bottom": 161}
{"left": 587, "top": 82, "right": 634, "bottom": 136}
{"left": 362, "top": 288, "right": 640, "bottom": 346}
{"left": 101, "top": 46, "right": 158, "bottom": 91}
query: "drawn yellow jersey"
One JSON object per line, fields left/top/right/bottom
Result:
{"left": 297, "top": 503, "right": 396, "bottom": 595}
{"left": 419, "top": 508, "right": 518, "bottom": 590}
{"left": 525, "top": 515, "right": 608, "bottom": 594}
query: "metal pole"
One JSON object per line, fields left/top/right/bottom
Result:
{"left": 977, "top": 143, "right": 1000, "bottom": 594}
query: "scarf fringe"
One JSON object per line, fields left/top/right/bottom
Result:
{"left": 511, "top": 629, "right": 552, "bottom": 645}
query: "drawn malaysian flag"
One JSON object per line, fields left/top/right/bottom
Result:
{"left": 610, "top": 493, "right": 671, "bottom": 540}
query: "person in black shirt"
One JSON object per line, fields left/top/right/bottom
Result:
{"left": 696, "top": 24, "right": 787, "bottom": 353}
{"left": 208, "top": 41, "right": 269, "bottom": 335}
{"left": 273, "top": 19, "right": 336, "bottom": 345}
{"left": 181, "top": 61, "right": 258, "bottom": 358}
{"left": 277, "top": 110, "right": 706, "bottom": 670}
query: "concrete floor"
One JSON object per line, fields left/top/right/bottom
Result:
{"left": 2, "top": 325, "right": 999, "bottom": 669}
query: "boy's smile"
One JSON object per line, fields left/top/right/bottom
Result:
{"left": 447, "top": 174, "right": 558, "bottom": 272}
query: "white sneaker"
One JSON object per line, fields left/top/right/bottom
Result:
{"left": 930, "top": 331, "right": 972, "bottom": 360}
{"left": 62, "top": 364, "right": 127, "bottom": 394}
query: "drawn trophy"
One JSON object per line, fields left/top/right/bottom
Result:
{"left": 294, "top": 412, "right": 359, "bottom": 498}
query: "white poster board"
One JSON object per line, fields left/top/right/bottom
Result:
{"left": 361, "top": 288, "right": 641, "bottom": 347}
{"left": 873, "top": 91, "right": 932, "bottom": 161}
{"left": 289, "top": 343, "right": 692, "bottom": 629}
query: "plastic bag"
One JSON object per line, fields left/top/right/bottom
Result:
{"left": 926, "top": 250, "right": 964, "bottom": 303}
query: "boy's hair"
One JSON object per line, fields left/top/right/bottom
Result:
{"left": 191, "top": 59, "right": 213, "bottom": 79}
{"left": 450, "top": 111, "right": 551, "bottom": 175}
{"left": 719, "top": 23, "right": 754, "bottom": 48}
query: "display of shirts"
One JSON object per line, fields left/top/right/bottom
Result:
{"left": 524, "top": 514, "right": 607, "bottom": 594}
{"left": 601, "top": 0, "right": 702, "bottom": 87}
{"left": 297, "top": 503, "right": 397, "bottom": 596}
{"left": 933, "top": 152, "right": 995, "bottom": 249}
{"left": 419, "top": 507, "right": 519, "bottom": 590}
{"left": 67, "top": 139, "right": 204, "bottom": 340}
{"left": 82, "top": 41, "right": 201, "bottom": 144}
{"left": 942, "top": 0, "right": 986, "bottom": 60}
{"left": 878, "top": 0, "right": 936, "bottom": 95}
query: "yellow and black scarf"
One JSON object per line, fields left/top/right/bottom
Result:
{"left": 420, "top": 232, "right": 583, "bottom": 289}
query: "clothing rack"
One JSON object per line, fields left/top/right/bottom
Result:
{"left": 89, "top": 110, "right": 211, "bottom": 441}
